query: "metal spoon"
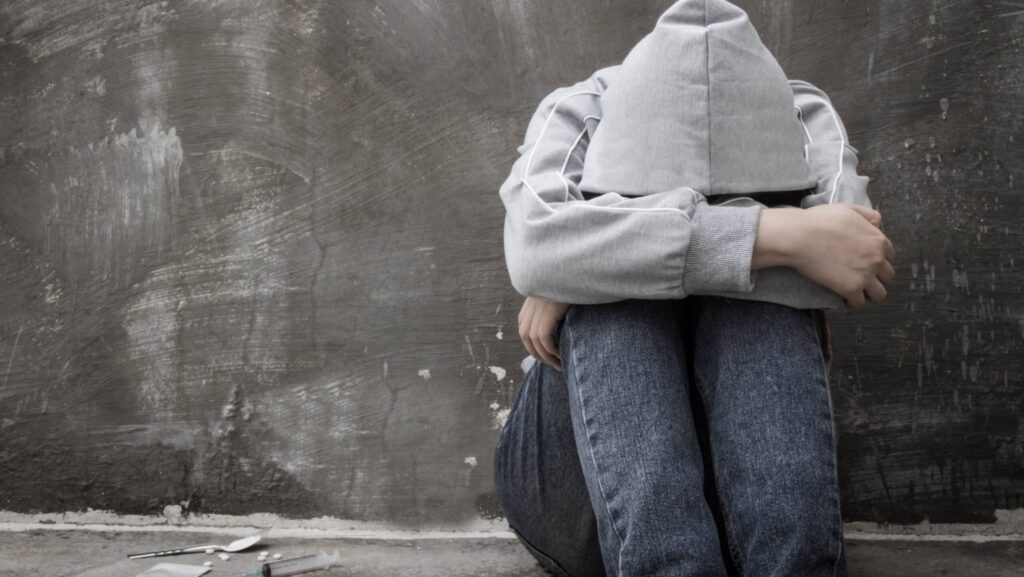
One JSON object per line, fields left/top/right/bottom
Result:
{"left": 127, "top": 532, "right": 264, "bottom": 559}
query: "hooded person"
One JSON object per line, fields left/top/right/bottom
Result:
{"left": 499, "top": 0, "right": 871, "bottom": 367}
{"left": 578, "top": 0, "right": 819, "bottom": 199}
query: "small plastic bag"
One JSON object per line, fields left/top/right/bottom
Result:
{"left": 133, "top": 562, "right": 211, "bottom": 577}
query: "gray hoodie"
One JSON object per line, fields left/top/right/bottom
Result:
{"left": 499, "top": 0, "right": 872, "bottom": 311}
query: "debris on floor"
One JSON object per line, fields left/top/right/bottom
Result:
{"left": 132, "top": 563, "right": 210, "bottom": 577}
{"left": 117, "top": 528, "right": 344, "bottom": 577}
{"left": 256, "top": 550, "right": 341, "bottom": 576}
{"left": 128, "top": 532, "right": 265, "bottom": 560}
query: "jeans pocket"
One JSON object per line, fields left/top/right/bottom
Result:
{"left": 510, "top": 526, "right": 573, "bottom": 577}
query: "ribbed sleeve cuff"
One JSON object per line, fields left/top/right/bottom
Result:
{"left": 682, "top": 202, "right": 764, "bottom": 295}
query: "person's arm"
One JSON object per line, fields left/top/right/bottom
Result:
{"left": 685, "top": 80, "right": 881, "bottom": 313}
{"left": 790, "top": 79, "right": 872, "bottom": 210}
{"left": 500, "top": 66, "right": 766, "bottom": 305}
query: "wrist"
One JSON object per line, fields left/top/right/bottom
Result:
{"left": 753, "top": 207, "right": 803, "bottom": 270}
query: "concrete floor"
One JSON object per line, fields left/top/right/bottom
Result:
{"left": 0, "top": 530, "right": 1021, "bottom": 577}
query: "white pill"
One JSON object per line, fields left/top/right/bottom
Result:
{"left": 273, "top": 553, "right": 282, "bottom": 559}
{"left": 218, "top": 553, "right": 231, "bottom": 561}
{"left": 205, "top": 549, "right": 215, "bottom": 555}
{"left": 203, "top": 561, "right": 213, "bottom": 567}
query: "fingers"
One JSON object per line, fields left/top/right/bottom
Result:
{"left": 864, "top": 276, "right": 888, "bottom": 304}
{"left": 845, "top": 202, "right": 881, "bottom": 223}
{"left": 879, "top": 258, "right": 897, "bottom": 285}
{"left": 518, "top": 299, "right": 568, "bottom": 372}
{"left": 518, "top": 302, "right": 540, "bottom": 362}
{"left": 529, "top": 311, "right": 560, "bottom": 372}
{"left": 847, "top": 260, "right": 892, "bottom": 310}
{"left": 538, "top": 330, "right": 562, "bottom": 372}
{"left": 843, "top": 288, "right": 866, "bottom": 310}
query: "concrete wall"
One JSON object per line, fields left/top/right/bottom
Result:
{"left": 0, "top": 0, "right": 1021, "bottom": 529}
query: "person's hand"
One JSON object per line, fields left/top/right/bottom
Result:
{"left": 782, "top": 202, "right": 896, "bottom": 310}
{"left": 518, "top": 297, "right": 570, "bottom": 372}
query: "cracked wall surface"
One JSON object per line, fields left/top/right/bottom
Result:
{"left": 0, "top": 0, "right": 1022, "bottom": 528}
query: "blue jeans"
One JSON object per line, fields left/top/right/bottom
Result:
{"left": 493, "top": 296, "right": 846, "bottom": 577}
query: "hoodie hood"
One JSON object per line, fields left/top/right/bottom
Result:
{"left": 578, "top": 0, "right": 818, "bottom": 197}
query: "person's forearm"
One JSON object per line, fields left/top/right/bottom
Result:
{"left": 751, "top": 207, "right": 802, "bottom": 271}
{"left": 751, "top": 202, "right": 894, "bottom": 310}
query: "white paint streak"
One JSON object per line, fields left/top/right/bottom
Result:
{"left": 492, "top": 407, "right": 510, "bottom": 430}
{"left": 4, "top": 0, "right": 172, "bottom": 62}
{"left": 83, "top": 75, "right": 106, "bottom": 97}
{"left": 0, "top": 324, "right": 24, "bottom": 398}
{"left": 0, "top": 509, "right": 518, "bottom": 539}
{"left": 47, "top": 122, "right": 182, "bottom": 290}
{"left": 123, "top": 283, "right": 181, "bottom": 413}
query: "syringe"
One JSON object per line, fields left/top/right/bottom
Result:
{"left": 235, "top": 550, "right": 342, "bottom": 577}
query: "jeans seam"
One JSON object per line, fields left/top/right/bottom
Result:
{"left": 509, "top": 525, "right": 574, "bottom": 577}
{"left": 564, "top": 316, "right": 626, "bottom": 575}
{"left": 496, "top": 363, "right": 532, "bottom": 457}
{"left": 810, "top": 312, "right": 844, "bottom": 577}
{"left": 691, "top": 366, "right": 746, "bottom": 577}
{"left": 494, "top": 360, "right": 539, "bottom": 530}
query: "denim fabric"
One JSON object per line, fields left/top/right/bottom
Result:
{"left": 493, "top": 296, "right": 846, "bottom": 577}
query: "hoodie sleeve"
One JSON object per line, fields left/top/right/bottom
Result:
{"left": 790, "top": 80, "right": 873, "bottom": 210}
{"left": 658, "top": 81, "right": 874, "bottom": 314}
{"left": 500, "top": 66, "right": 766, "bottom": 305}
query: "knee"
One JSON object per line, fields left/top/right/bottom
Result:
{"left": 562, "top": 299, "right": 680, "bottom": 347}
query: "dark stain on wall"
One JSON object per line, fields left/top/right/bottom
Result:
{"left": 0, "top": 0, "right": 1021, "bottom": 528}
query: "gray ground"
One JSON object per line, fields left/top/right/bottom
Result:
{"left": 0, "top": 530, "right": 1021, "bottom": 577}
